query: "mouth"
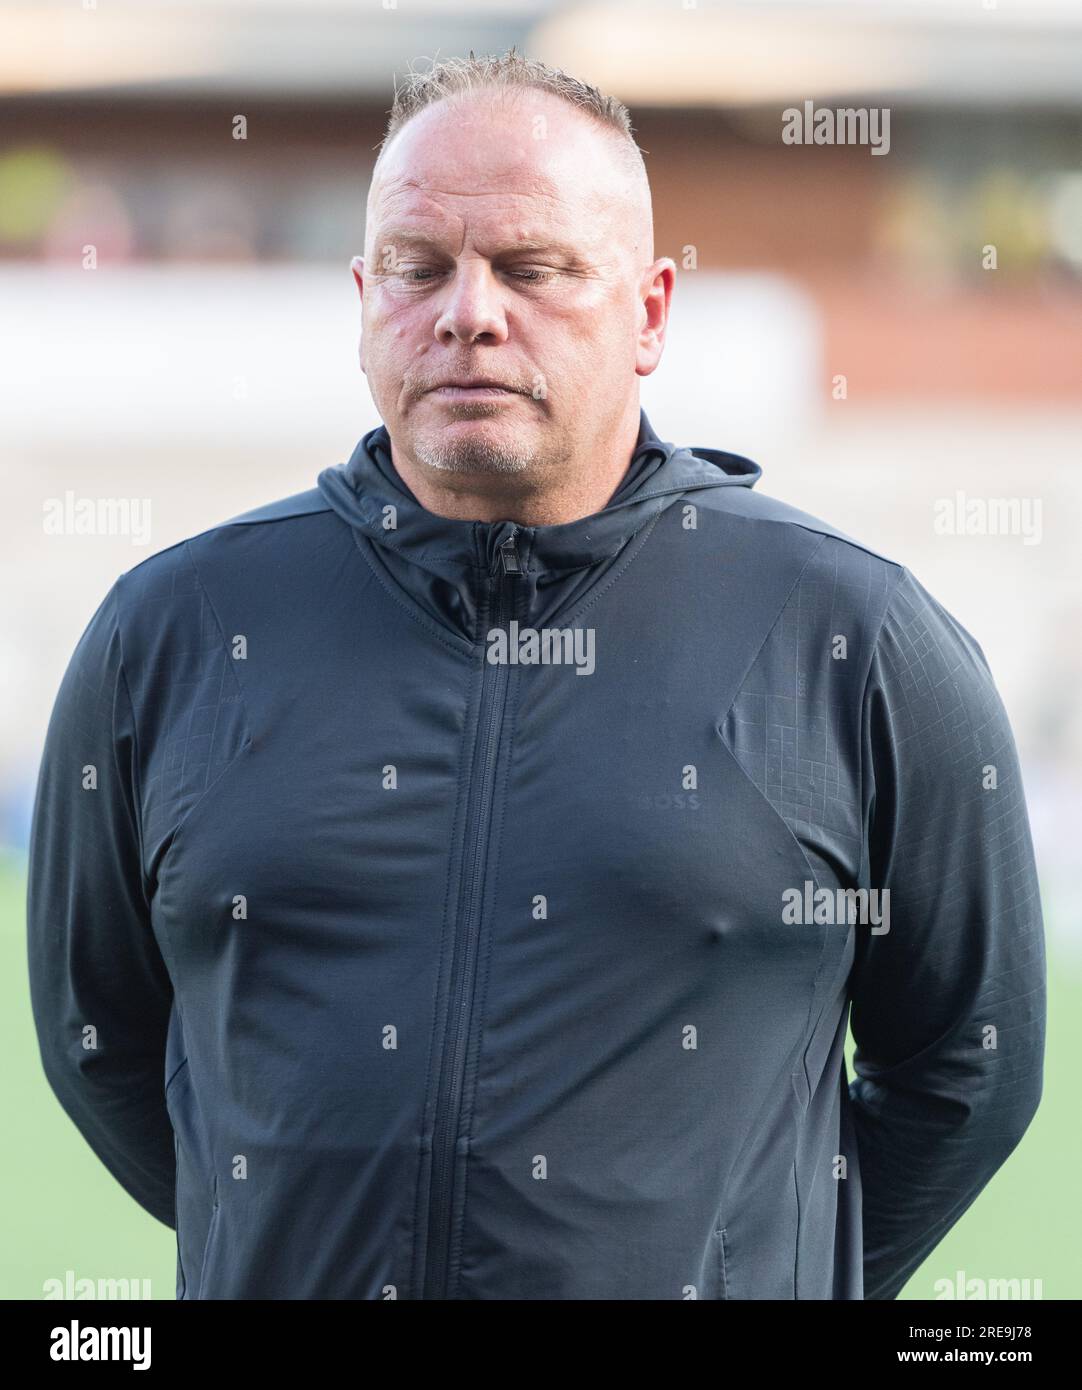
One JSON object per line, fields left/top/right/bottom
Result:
{"left": 428, "top": 382, "right": 520, "bottom": 401}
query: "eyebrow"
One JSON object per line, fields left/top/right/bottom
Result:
{"left": 371, "top": 230, "right": 588, "bottom": 262}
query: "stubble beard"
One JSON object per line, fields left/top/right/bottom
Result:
{"left": 413, "top": 411, "right": 540, "bottom": 476}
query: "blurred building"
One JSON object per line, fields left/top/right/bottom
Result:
{"left": 3, "top": 0, "right": 1082, "bottom": 396}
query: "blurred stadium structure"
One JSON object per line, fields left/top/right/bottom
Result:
{"left": 1, "top": 0, "right": 1080, "bottom": 1298}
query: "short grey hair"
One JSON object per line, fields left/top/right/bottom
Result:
{"left": 376, "top": 47, "right": 648, "bottom": 185}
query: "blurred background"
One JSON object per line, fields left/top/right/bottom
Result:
{"left": 2, "top": 0, "right": 1079, "bottom": 1300}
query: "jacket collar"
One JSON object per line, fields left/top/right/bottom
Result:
{"left": 317, "top": 408, "right": 761, "bottom": 581}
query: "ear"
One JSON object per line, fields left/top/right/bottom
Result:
{"left": 351, "top": 257, "right": 365, "bottom": 373}
{"left": 635, "top": 257, "right": 675, "bottom": 379}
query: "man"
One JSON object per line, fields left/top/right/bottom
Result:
{"left": 27, "top": 51, "right": 1046, "bottom": 1301}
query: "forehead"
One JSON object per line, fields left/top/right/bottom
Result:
{"left": 368, "top": 92, "right": 621, "bottom": 244}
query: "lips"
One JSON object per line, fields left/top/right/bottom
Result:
{"left": 431, "top": 381, "right": 516, "bottom": 392}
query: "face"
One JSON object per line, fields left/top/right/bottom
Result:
{"left": 353, "top": 91, "right": 673, "bottom": 481}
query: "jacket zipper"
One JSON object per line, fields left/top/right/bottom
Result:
{"left": 422, "top": 524, "right": 521, "bottom": 1298}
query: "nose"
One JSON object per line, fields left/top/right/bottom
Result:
{"left": 433, "top": 259, "right": 509, "bottom": 346}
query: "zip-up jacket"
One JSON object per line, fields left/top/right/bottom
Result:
{"left": 26, "top": 409, "right": 1047, "bottom": 1300}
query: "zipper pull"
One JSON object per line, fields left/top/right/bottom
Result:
{"left": 499, "top": 527, "right": 522, "bottom": 575}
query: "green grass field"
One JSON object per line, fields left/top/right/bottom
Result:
{"left": 4, "top": 850, "right": 1078, "bottom": 1300}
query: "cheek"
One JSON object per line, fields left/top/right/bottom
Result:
{"left": 561, "top": 287, "right": 636, "bottom": 354}
{"left": 363, "top": 305, "right": 423, "bottom": 377}
{"left": 367, "top": 284, "right": 424, "bottom": 333}
{"left": 554, "top": 305, "right": 634, "bottom": 378}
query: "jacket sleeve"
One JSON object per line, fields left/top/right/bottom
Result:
{"left": 848, "top": 566, "right": 1046, "bottom": 1300}
{"left": 26, "top": 579, "right": 177, "bottom": 1228}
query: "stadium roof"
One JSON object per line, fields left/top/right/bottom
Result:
{"left": 3, "top": 0, "right": 1081, "bottom": 107}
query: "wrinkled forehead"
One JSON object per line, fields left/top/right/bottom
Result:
{"left": 366, "top": 92, "right": 637, "bottom": 253}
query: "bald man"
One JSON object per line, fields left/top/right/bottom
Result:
{"left": 28, "top": 52, "right": 1045, "bottom": 1302}
{"left": 353, "top": 76, "right": 661, "bottom": 524}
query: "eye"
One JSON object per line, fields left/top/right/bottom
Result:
{"left": 395, "top": 264, "right": 554, "bottom": 286}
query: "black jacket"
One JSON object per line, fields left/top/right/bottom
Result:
{"left": 27, "top": 409, "right": 1046, "bottom": 1298}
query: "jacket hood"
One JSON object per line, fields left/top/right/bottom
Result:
{"left": 317, "top": 408, "right": 760, "bottom": 582}
{"left": 317, "top": 409, "right": 760, "bottom": 641}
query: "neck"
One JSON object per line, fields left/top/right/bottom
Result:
{"left": 388, "top": 409, "right": 643, "bottom": 526}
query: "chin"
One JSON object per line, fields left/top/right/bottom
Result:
{"left": 414, "top": 428, "right": 535, "bottom": 477}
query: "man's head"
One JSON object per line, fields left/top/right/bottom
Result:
{"left": 353, "top": 50, "right": 674, "bottom": 494}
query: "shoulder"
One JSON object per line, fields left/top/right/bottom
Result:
{"left": 691, "top": 475, "right": 908, "bottom": 647}
{"left": 112, "top": 485, "right": 333, "bottom": 601}
{"left": 697, "top": 478, "right": 901, "bottom": 571}
{"left": 106, "top": 485, "right": 337, "bottom": 664}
